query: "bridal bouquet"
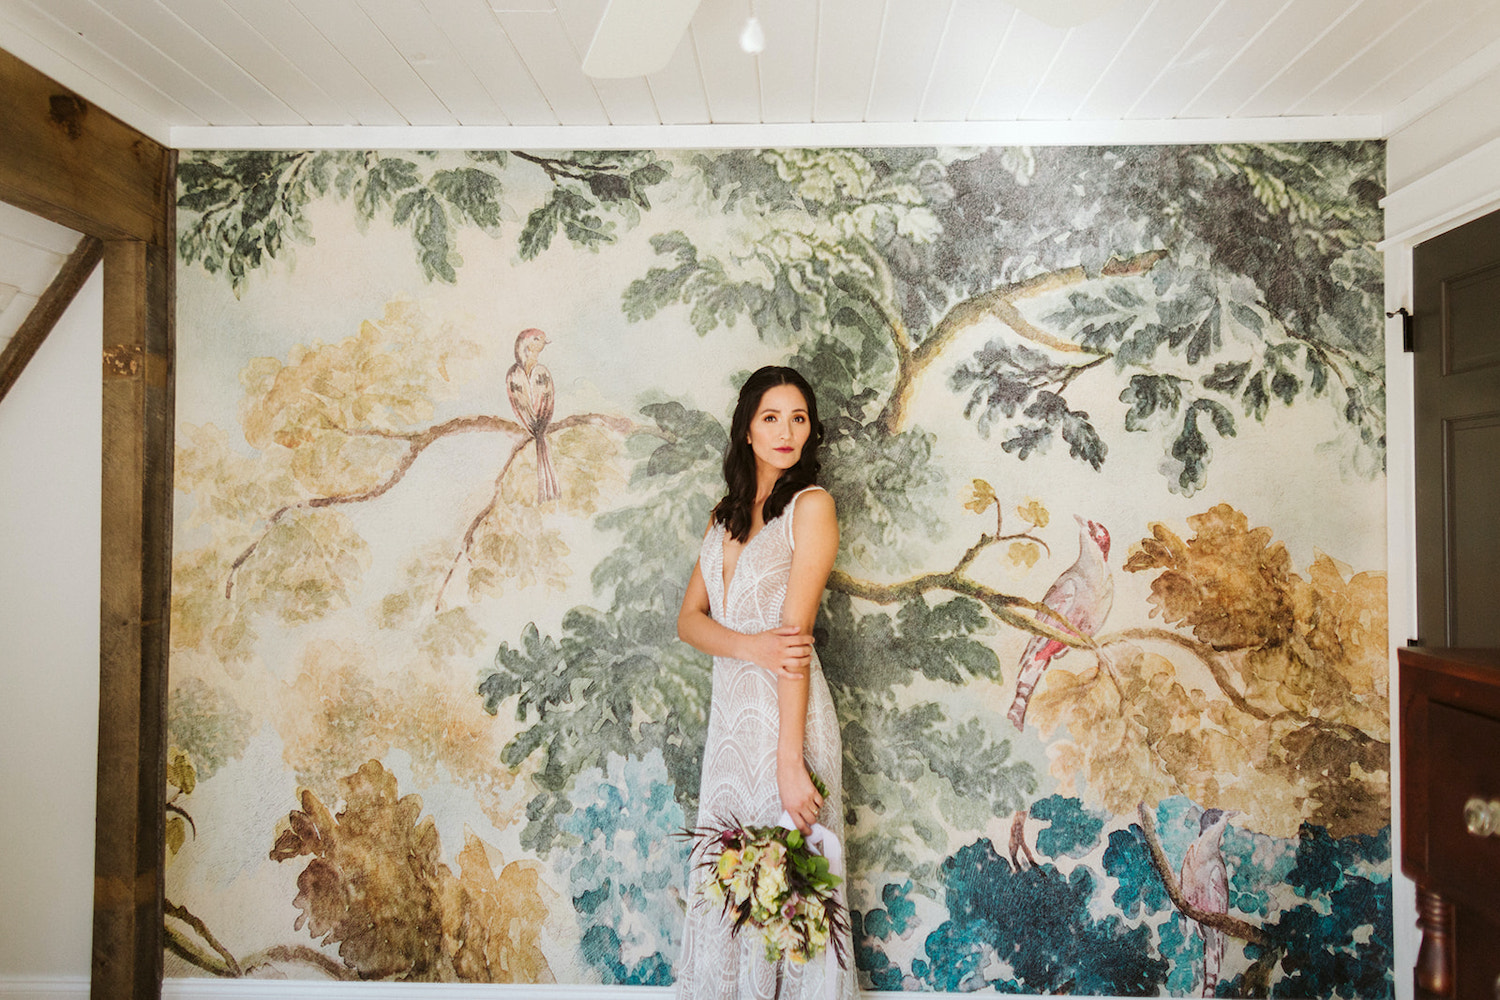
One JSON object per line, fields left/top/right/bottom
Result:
{"left": 680, "top": 778, "right": 848, "bottom": 969}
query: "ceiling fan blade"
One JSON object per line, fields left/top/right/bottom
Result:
{"left": 1011, "top": 0, "right": 1125, "bottom": 29}
{"left": 582, "top": 0, "right": 703, "bottom": 78}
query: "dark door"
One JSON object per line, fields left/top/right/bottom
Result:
{"left": 1413, "top": 207, "right": 1500, "bottom": 646}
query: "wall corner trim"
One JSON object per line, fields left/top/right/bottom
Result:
{"left": 167, "top": 116, "right": 1384, "bottom": 152}
{"left": 1381, "top": 134, "right": 1500, "bottom": 247}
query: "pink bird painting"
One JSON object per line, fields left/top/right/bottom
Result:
{"left": 1007, "top": 515, "right": 1113, "bottom": 730}
{"left": 506, "top": 327, "right": 559, "bottom": 503}
{"left": 1180, "top": 807, "right": 1239, "bottom": 997}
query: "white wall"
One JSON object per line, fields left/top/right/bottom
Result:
{"left": 1382, "top": 59, "right": 1500, "bottom": 1000}
{"left": 0, "top": 270, "right": 101, "bottom": 982}
{"left": 1382, "top": 60, "right": 1500, "bottom": 642}
{"left": 1388, "top": 57, "right": 1500, "bottom": 195}
{"left": 1384, "top": 56, "right": 1500, "bottom": 246}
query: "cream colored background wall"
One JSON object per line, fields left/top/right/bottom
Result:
{"left": 0, "top": 271, "right": 101, "bottom": 986}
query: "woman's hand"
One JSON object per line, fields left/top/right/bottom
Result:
{"left": 743, "top": 625, "right": 812, "bottom": 680}
{"left": 778, "top": 760, "right": 824, "bottom": 835}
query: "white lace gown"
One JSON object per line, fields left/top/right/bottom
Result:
{"left": 675, "top": 486, "right": 856, "bottom": 1000}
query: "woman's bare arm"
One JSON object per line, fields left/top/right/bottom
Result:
{"left": 780, "top": 489, "right": 839, "bottom": 632}
{"left": 677, "top": 532, "right": 812, "bottom": 678}
{"left": 775, "top": 489, "right": 839, "bottom": 832}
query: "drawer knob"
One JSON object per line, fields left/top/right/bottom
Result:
{"left": 1464, "top": 796, "right": 1500, "bottom": 837}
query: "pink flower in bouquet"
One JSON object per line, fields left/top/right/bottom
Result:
{"left": 677, "top": 791, "right": 848, "bottom": 970}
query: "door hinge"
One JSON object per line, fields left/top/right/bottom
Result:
{"left": 1388, "top": 307, "right": 1414, "bottom": 352}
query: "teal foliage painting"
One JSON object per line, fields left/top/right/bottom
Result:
{"left": 560, "top": 749, "right": 687, "bottom": 986}
{"left": 167, "top": 143, "right": 1390, "bottom": 995}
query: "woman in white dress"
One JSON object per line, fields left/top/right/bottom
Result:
{"left": 674, "top": 366, "right": 856, "bottom": 1000}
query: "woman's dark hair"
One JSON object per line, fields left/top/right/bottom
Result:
{"left": 712, "top": 366, "right": 823, "bottom": 542}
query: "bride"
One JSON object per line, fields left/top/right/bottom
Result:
{"left": 673, "top": 366, "right": 856, "bottom": 1000}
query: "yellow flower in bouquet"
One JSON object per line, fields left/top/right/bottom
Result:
{"left": 676, "top": 771, "right": 848, "bottom": 970}
{"left": 754, "top": 850, "right": 789, "bottom": 913}
{"left": 772, "top": 920, "right": 806, "bottom": 964}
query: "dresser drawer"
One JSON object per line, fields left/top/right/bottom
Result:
{"left": 1428, "top": 700, "right": 1500, "bottom": 914}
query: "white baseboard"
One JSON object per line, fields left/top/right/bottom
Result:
{"left": 162, "top": 983, "right": 673, "bottom": 999}
{"left": 0, "top": 982, "right": 678, "bottom": 999}
{"left": 0, "top": 978, "right": 89, "bottom": 1000}
{"left": 0, "top": 982, "right": 673, "bottom": 1000}
{"left": 3, "top": 978, "right": 1014, "bottom": 999}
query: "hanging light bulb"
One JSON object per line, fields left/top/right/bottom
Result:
{"left": 739, "top": 15, "right": 765, "bottom": 54}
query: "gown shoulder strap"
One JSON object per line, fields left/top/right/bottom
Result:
{"left": 783, "top": 485, "right": 828, "bottom": 550}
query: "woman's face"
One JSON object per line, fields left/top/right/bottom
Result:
{"left": 746, "top": 383, "right": 811, "bottom": 477}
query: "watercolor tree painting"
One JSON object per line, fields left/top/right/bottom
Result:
{"left": 167, "top": 143, "right": 1390, "bottom": 995}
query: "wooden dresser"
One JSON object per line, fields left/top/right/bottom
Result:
{"left": 1400, "top": 646, "right": 1500, "bottom": 998}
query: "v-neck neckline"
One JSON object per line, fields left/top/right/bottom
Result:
{"left": 720, "top": 517, "right": 772, "bottom": 601}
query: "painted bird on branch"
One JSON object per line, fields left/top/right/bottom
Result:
{"left": 1181, "top": 807, "right": 1239, "bottom": 998}
{"left": 506, "top": 327, "right": 558, "bottom": 503}
{"left": 1008, "top": 807, "right": 1042, "bottom": 874}
{"left": 1007, "top": 515, "right": 1112, "bottom": 730}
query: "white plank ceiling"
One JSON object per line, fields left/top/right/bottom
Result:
{"left": 1, "top": 0, "right": 1499, "bottom": 147}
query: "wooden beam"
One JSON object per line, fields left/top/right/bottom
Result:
{"left": 0, "top": 46, "right": 175, "bottom": 999}
{"left": 0, "top": 48, "right": 170, "bottom": 245}
{"left": 94, "top": 220, "right": 173, "bottom": 999}
{"left": 0, "top": 234, "right": 103, "bottom": 405}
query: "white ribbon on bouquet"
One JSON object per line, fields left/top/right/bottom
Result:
{"left": 777, "top": 810, "right": 845, "bottom": 1000}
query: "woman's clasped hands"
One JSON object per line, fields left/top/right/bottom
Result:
{"left": 744, "top": 625, "right": 813, "bottom": 680}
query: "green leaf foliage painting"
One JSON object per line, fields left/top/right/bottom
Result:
{"left": 169, "top": 144, "right": 1390, "bottom": 995}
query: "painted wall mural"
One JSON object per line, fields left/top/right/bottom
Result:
{"left": 167, "top": 143, "right": 1390, "bottom": 996}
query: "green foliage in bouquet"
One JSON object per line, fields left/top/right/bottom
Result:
{"left": 679, "top": 807, "right": 850, "bottom": 970}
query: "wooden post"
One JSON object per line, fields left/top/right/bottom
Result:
{"left": 94, "top": 229, "right": 173, "bottom": 1000}
{"left": 0, "top": 46, "right": 176, "bottom": 1000}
